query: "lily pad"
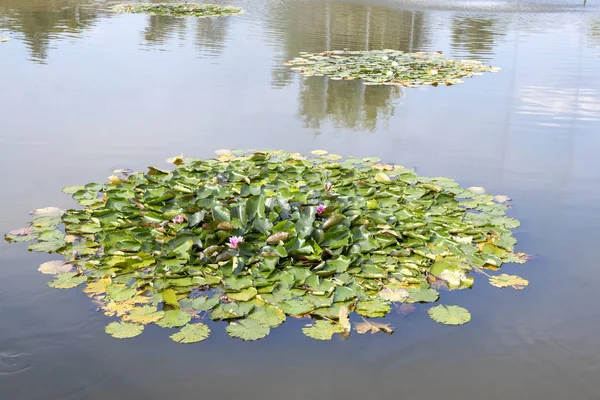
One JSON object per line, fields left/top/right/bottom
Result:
{"left": 302, "top": 320, "right": 345, "bottom": 340}
{"left": 170, "top": 323, "right": 211, "bottom": 343}
{"left": 112, "top": 3, "right": 244, "bottom": 18}
{"left": 286, "top": 50, "right": 500, "bottom": 87}
{"left": 489, "top": 274, "right": 529, "bottom": 290}
{"left": 226, "top": 319, "right": 270, "bottom": 341}
{"left": 105, "top": 321, "right": 144, "bottom": 339}
{"left": 428, "top": 305, "right": 471, "bottom": 326}
{"left": 155, "top": 310, "right": 192, "bottom": 328}
{"left": 38, "top": 260, "right": 73, "bottom": 275}
{"left": 5, "top": 150, "right": 527, "bottom": 341}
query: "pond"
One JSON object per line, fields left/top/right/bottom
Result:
{"left": 1, "top": 0, "right": 600, "bottom": 399}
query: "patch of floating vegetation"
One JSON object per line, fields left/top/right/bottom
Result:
{"left": 5, "top": 150, "right": 530, "bottom": 342}
{"left": 286, "top": 50, "right": 500, "bottom": 87}
{"left": 112, "top": 3, "right": 244, "bottom": 18}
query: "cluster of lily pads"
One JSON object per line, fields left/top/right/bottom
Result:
{"left": 286, "top": 50, "right": 500, "bottom": 87}
{"left": 5, "top": 150, "right": 528, "bottom": 342}
{"left": 112, "top": 3, "right": 244, "bottom": 18}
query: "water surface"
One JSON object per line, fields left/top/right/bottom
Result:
{"left": 1, "top": 0, "right": 600, "bottom": 399}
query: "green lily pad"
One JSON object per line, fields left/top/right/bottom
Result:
{"left": 48, "top": 272, "right": 87, "bottom": 289}
{"left": 428, "top": 305, "right": 471, "bottom": 326}
{"left": 302, "top": 320, "right": 345, "bottom": 340}
{"left": 105, "top": 322, "right": 144, "bottom": 339}
{"left": 226, "top": 319, "right": 270, "bottom": 341}
{"left": 155, "top": 310, "right": 192, "bottom": 328}
{"left": 169, "top": 323, "right": 211, "bottom": 343}
{"left": 248, "top": 304, "right": 286, "bottom": 328}
{"left": 6, "top": 150, "right": 527, "bottom": 342}
{"left": 286, "top": 50, "right": 500, "bottom": 88}
{"left": 112, "top": 3, "right": 244, "bottom": 18}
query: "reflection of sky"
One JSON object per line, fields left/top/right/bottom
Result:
{"left": 520, "top": 86, "right": 600, "bottom": 123}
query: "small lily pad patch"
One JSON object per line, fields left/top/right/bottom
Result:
{"left": 286, "top": 50, "right": 500, "bottom": 87}
{"left": 112, "top": 3, "right": 244, "bottom": 18}
{"left": 5, "top": 150, "right": 529, "bottom": 342}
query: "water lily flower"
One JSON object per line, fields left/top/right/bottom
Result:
{"left": 172, "top": 215, "right": 185, "bottom": 223}
{"left": 228, "top": 236, "right": 243, "bottom": 249}
{"left": 316, "top": 205, "right": 325, "bottom": 215}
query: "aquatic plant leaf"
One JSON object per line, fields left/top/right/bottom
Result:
{"left": 489, "top": 274, "right": 529, "bottom": 290}
{"left": 170, "top": 323, "right": 210, "bottom": 343}
{"left": 83, "top": 276, "right": 112, "bottom": 296}
{"left": 112, "top": 3, "right": 244, "bottom": 18}
{"left": 355, "top": 320, "right": 393, "bottom": 334}
{"left": 48, "top": 272, "right": 86, "bottom": 289}
{"left": 124, "top": 306, "right": 165, "bottom": 324}
{"left": 155, "top": 310, "right": 192, "bottom": 328}
{"left": 248, "top": 304, "right": 286, "bottom": 328}
{"left": 494, "top": 195, "right": 511, "bottom": 203}
{"left": 32, "top": 207, "right": 62, "bottom": 217}
{"left": 6, "top": 150, "right": 527, "bottom": 341}
{"left": 107, "top": 284, "right": 136, "bottom": 302}
{"left": 379, "top": 287, "right": 409, "bottom": 302}
{"left": 339, "top": 305, "right": 351, "bottom": 332}
{"left": 356, "top": 299, "right": 391, "bottom": 317}
{"left": 428, "top": 305, "right": 471, "bottom": 325}
{"left": 38, "top": 260, "right": 73, "bottom": 275}
{"left": 105, "top": 322, "right": 144, "bottom": 339}
{"left": 161, "top": 288, "right": 180, "bottom": 309}
{"left": 302, "top": 320, "right": 345, "bottom": 340}
{"left": 189, "top": 296, "right": 220, "bottom": 311}
{"left": 226, "top": 319, "right": 270, "bottom": 340}
{"left": 286, "top": 50, "right": 499, "bottom": 88}
{"left": 407, "top": 288, "right": 439, "bottom": 303}
{"left": 227, "top": 287, "right": 258, "bottom": 302}
{"left": 0, "top": 37, "right": 9, "bottom": 42}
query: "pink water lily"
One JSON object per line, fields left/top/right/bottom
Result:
{"left": 228, "top": 236, "right": 243, "bottom": 249}
{"left": 172, "top": 215, "right": 185, "bottom": 224}
{"left": 316, "top": 205, "right": 325, "bottom": 215}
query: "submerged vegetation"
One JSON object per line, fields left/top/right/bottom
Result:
{"left": 5, "top": 150, "right": 529, "bottom": 342}
{"left": 286, "top": 50, "right": 500, "bottom": 87}
{"left": 112, "top": 3, "right": 244, "bottom": 18}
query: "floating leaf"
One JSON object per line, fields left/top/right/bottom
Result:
{"left": 339, "top": 305, "right": 351, "bottom": 332}
{"left": 170, "top": 323, "right": 210, "bottom": 343}
{"left": 226, "top": 319, "right": 270, "bottom": 340}
{"left": 155, "top": 310, "right": 192, "bottom": 328}
{"left": 355, "top": 320, "right": 393, "bottom": 334}
{"left": 428, "top": 305, "right": 471, "bottom": 325}
{"left": 105, "top": 322, "right": 144, "bottom": 339}
{"left": 48, "top": 272, "right": 86, "bottom": 289}
{"left": 494, "top": 195, "right": 512, "bottom": 203}
{"left": 489, "top": 274, "right": 529, "bottom": 290}
{"left": 356, "top": 299, "right": 391, "bottom": 317}
{"left": 302, "top": 320, "right": 344, "bottom": 340}
{"left": 6, "top": 150, "right": 526, "bottom": 342}
{"left": 248, "top": 304, "right": 286, "bottom": 328}
{"left": 123, "top": 306, "right": 165, "bottom": 324}
{"left": 38, "top": 260, "right": 73, "bottom": 275}
{"left": 112, "top": 3, "right": 244, "bottom": 18}
{"left": 286, "top": 50, "right": 499, "bottom": 88}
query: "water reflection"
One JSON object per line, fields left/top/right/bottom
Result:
{"left": 140, "top": 0, "right": 231, "bottom": 56}
{"left": 450, "top": 15, "right": 507, "bottom": 60}
{"left": 267, "top": 1, "right": 430, "bottom": 130}
{"left": 0, "top": 0, "right": 232, "bottom": 62}
{"left": 519, "top": 86, "right": 600, "bottom": 124}
{"left": 0, "top": 0, "right": 106, "bottom": 63}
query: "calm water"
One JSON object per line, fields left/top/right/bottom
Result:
{"left": 1, "top": 0, "right": 600, "bottom": 399}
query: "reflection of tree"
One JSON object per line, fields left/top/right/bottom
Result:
{"left": 588, "top": 19, "right": 600, "bottom": 47}
{"left": 298, "top": 78, "right": 401, "bottom": 132}
{"left": 140, "top": 0, "right": 230, "bottom": 56}
{"left": 450, "top": 15, "right": 507, "bottom": 60}
{"left": 266, "top": 1, "right": 426, "bottom": 130}
{"left": 0, "top": 0, "right": 104, "bottom": 63}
